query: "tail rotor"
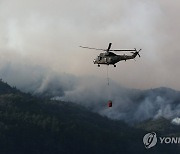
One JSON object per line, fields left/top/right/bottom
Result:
{"left": 134, "top": 48, "right": 141, "bottom": 57}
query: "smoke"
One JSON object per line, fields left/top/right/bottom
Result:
{"left": 171, "top": 117, "right": 180, "bottom": 125}
{"left": 0, "top": 58, "right": 180, "bottom": 124}
{"left": 0, "top": 0, "right": 180, "bottom": 123}
{"left": 58, "top": 77, "right": 180, "bottom": 123}
{"left": 0, "top": 0, "right": 180, "bottom": 89}
{"left": 0, "top": 55, "right": 78, "bottom": 97}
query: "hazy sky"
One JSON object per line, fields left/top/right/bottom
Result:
{"left": 0, "top": 0, "right": 180, "bottom": 90}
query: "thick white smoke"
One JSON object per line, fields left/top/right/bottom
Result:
{"left": 0, "top": 56, "right": 78, "bottom": 97}
{"left": 0, "top": 59, "right": 180, "bottom": 123}
{"left": 171, "top": 117, "right": 180, "bottom": 125}
{"left": 0, "top": 0, "right": 180, "bottom": 124}
{"left": 1, "top": 0, "right": 180, "bottom": 89}
{"left": 58, "top": 77, "right": 180, "bottom": 123}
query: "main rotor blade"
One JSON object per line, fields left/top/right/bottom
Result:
{"left": 107, "top": 43, "right": 112, "bottom": 51}
{"left": 79, "top": 46, "right": 105, "bottom": 51}
{"left": 109, "top": 49, "right": 136, "bottom": 52}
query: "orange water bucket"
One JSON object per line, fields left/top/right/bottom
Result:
{"left": 108, "top": 100, "right": 112, "bottom": 107}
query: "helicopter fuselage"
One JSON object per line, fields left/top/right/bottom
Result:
{"left": 93, "top": 51, "right": 138, "bottom": 67}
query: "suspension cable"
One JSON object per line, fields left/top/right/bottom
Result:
{"left": 106, "top": 65, "right": 109, "bottom": 86}
{"left": 106, "top": 65, "right": 112, "bottom": 107}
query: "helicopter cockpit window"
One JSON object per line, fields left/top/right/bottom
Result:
{"left": 98, "top": 56, "right": 101, "bottom": 61}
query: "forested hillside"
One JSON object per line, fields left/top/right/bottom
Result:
{"left": 0, "top": 80, "right": 179, "bottom": 154}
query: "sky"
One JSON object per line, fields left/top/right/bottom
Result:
{"left": 0, "top": 0, "right": 180, "bottom": 90}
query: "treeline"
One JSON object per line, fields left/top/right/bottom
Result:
{"left": 0, "top": 80, "right": 179, "bottom": 154}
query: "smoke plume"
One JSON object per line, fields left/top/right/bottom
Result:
{"left": 0, "top": 60, "right": 180, "bottom": 124}
{"left": 0, "top": 0, "right": 180, "bottom": 123}
{"left": 0, "top": 0, "right": 180, "bottom": 89}
{"left": 171, "top": 117, "right": 180, "bottom": 125}
{"left": 58, "top": 77, "right": 180, "bottom": 123}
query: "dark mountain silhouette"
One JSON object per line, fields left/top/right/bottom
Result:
{"left": 136, "top": 117, "right": 180, "bottom": 135}
{"left": 0, "top": 79, "right": 21, "bottom": 94}
{"left": 0, "top": 79, "right": 179, "bottom": 154}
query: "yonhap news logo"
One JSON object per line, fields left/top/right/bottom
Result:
{"left": 143, "top": 132, "right": 157, "bottom": 149}
{"left": 143, "top": 132, "right": 180, "bottom": 149}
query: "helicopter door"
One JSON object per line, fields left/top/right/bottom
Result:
{"left": 104, "top": 58, "right": 107, "bottom": 63}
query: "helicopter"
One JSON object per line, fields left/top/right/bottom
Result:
{"left": 80, "top": 43, "right": 141, "bottom": 67}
